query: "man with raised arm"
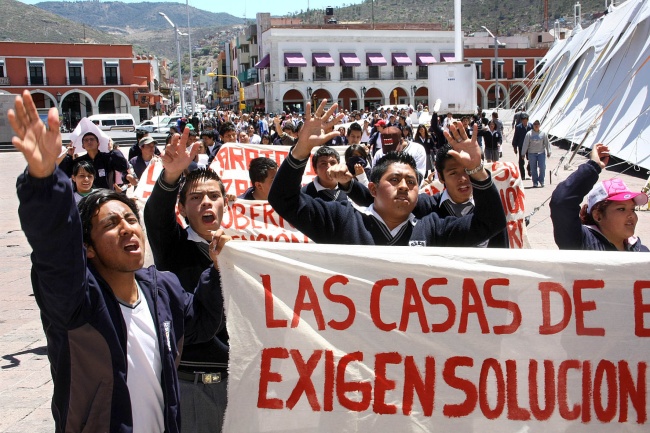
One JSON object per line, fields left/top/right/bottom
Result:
{"left": 144, "top": 129, "right": 230, "bottom": 433}
{"left": 268, "top": 100, "right": 506, "bottom": 246}
{"left": 10, "top": 90, "right": 229, "bottom": 433}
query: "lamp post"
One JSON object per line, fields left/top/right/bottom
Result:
{"left": 186, "top": 0, "right": 195, "bottom": 114}
{"left": 159, "top": 12, "right": 184, "bottom": 115}
{"left": 481, "top": 25, "right": 501, "bottom": 111}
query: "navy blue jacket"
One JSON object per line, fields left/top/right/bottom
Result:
{"left": 344, "top": 180, "right": 509, "bottom": 248}
{"left": 269, "top": 152, "right": 506, "bottom": 246}
{"left": 550, "top": 159, "right": 648, "bottom": 251}
{"left": 17, "top": 167, "right": 225, "bottom": 433}
{"left": 512, "top": 122, "right": 532, "bottom": 151}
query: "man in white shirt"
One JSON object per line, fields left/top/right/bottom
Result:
{"left": 372, "top": 126, "right": 427, "bottom": 179}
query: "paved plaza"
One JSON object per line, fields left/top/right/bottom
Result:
{"left": 1, "top": 126, "right": 650, "bottom": 432}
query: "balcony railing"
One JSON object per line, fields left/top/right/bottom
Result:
{"left": 285, "top": 71, "right": 303, "bottom": 81}
{"left": 0, "top": 77, "right": 9, "bottom": 86}
{"left": 341, "top": 71, "right": 355, "bottom": 80}
{"left": 67, "top": 76, "right": 87, "bottom": 85}
{"left": 103, "top": 76, "right": 123, "bottom": 85}
{"left": 355, "top": 71, "right": 399, "bottom": 80}
{"left": 416, "top": 71, "right": 429, "bottom": 79}
{"left": 313, "top": 71, "right": 331, "bottom": 81}
{"left": 27, "top": 76, "right": 47, "bottom": 86}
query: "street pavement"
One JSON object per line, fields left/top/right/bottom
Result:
{"left": 1, "top": 126, "right": 650, "bottom": 432}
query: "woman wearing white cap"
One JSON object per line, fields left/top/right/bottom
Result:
{"left": 550, "top": 143, "right": 649, "bottom": 251}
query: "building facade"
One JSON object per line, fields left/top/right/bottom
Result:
{"left": 0, "top": 42, "right": 165, "bottom": 129}
{"left": 215, "top": 14, "right": 552, "bottom": 114}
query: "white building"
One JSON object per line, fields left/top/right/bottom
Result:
{"left": 254, "top": 15, "right": 455, "bottom": 113}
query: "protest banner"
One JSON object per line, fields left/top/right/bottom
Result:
{"left": 133, "top": 143, "right": 528, "bottom": 246}
{"left": 219, "top": 242, "right": 650, "bottom": 432}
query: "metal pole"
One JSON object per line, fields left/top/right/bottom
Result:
{"left": 186, "top": 0, "right": 195, "bottom": 114}
{"left": 495, "top": 33, "right": 499, "bottom": 110}
{"left": 176, "top": 28, "right": 184, "bottom": 115}
{"left": 160, "top": 13, "right": 185, "bottom": 115}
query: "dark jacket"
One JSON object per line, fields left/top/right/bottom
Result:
{"left": 301, "top": 181, "right": 349, "bottom": 202}
{"left": 512, "top": 122, "right": 532, "bottom": 150}
{"left": 550, "top": 159, "right": 649, "bottom": 251}
{"left": 269, "top": 151, "right": 506, "bottom": 246}
{"left": 345, "top": 180, "right": 509, "bottom": 248}
{"left": 129, "top": 155, "right": 151, "bottom": 179}
{"left": 144, "top": 172, "right": 230, "bottom": 374}
{"left": 480, "top": 129, "right": 503, "bottom": 150}
{"left": 17, "top": 167, "right": 225, "bottom": 433}
{"left": 60, "top": 150, "right": 128, "bottom": 189}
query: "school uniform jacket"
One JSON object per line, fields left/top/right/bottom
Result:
{"left": 269, "top": 151, "right": 506, "bottom": 246}
{"left": 17, "top": 167, "right": 225, "bottom": 433}
{"left": 550, "top": 159, "right": 648, "bottom": 251}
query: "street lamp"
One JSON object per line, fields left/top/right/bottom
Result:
{"left": 186, "top": 0, "right": 195, "bottom": 114}
{"left": 56, "top": 92, "right": 61, "bottom": 102}
{"left": 361, "top": 86, "right": 367, "bottom": 96}
{"left": 307, "top": 86, "right": 313, "bottom": 99}
{"left": 159, "top": 12, "right": 184, "bottom": 115}
{"left": 481, "top": 25, "right": 502, "bottom": 111}
{"left": 133, "top": 90, "right": 140, "bottom": 104}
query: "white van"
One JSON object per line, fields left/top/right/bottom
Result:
{"left": 88, "top": 113, "right": 136, "bottom": 132}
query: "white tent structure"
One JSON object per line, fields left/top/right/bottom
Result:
{"left": 527, "top": 0, "right": 650, "bottom": 171}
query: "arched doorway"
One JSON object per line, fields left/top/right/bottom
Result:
{"left": 363, "top": 87, "right": 383, "bottom": 110}
{"left": 337, "top": 88, "right": 359, "bottom": 111}
{"left": 60, "top": 92, "right": 94, "bottom": 130}
{"left": 282, "top": 89, "right": 304, "bottom": 114}
{"left": 389, "top": 87, "right": 408, "bottom": 105}
{"left": 29, "top": 91, "right": 57, "bottom": 109}
{"left": 97, "top": 91, "right": 130, "bottom": 114}
{"left": 414, "top": 86, "right": 428, "bottom": 108}
{"left": 311, "top": 88, "right": 332, "bottom": 108}
{"left": 509, "top": 84, "right": 529, "bottom": 111}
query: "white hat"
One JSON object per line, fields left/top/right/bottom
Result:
{"left": 69, "top": 118, "right": 110, "bottom": 153}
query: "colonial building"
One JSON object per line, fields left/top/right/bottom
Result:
{"left": 0, "top": 42, "right": 165, "bottom": 128}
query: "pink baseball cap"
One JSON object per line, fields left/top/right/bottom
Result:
{"left": 586, "top": 178, "right": 648, "bottom": 213}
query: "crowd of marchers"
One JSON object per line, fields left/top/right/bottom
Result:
{"left": 8, "top": 91, "right": 649, "bottom": 433}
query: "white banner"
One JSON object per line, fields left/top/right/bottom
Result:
{"left": 219, "top": 242, "right": 650, "bottom": 432}
{"left": 134, "top": 144, "right": 528, "bottom": 247}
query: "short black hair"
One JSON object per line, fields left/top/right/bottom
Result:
{"left": 370, "top": 151, "right": 421, "bottom": 184}
{"left": 345, "top": 144, "right": 368, "bottom": 161}
{"left": 72, "top": 160, "right": 96, "bottom": 176}
{"left": 78, "top": 189, "right": 140, "bottom": 248}
{"left": 200, "top": 130, "right": 216, "bottom": 140}
{"left": 311, "top": 146, "right": 340, "bottom": 170}
{"left": 347, "top": 122, "right": 363, "bottom": 137}
{"left": 434, "top": 144, "right": 454, "bottom": 182}
{"left": 219, "top": 122, "right": 236, "bottom": 137}
{"left": 179, "top": 168, "right": 225, "bottom": 205}
{"left": 136, "top": 129, "right": 149, "bottom": 142}
{"left": 248, "top": 157, "right": 278, "bottom": 184}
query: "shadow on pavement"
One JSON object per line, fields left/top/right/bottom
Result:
{"left": 2, "top": 346, "right": 47, "bottom": 369}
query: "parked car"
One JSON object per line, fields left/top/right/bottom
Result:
{"left": 138, "top": 116, "right": 170, "bottom": 133}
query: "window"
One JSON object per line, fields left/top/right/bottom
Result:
{"left": 104, "top": 61, "right": 119, "bottom": 85}
{"left": 474, "top": 61, "right": 482, "bottom": 79}
{"left": 29, "top": 61, "right": 44, "bottom": 85}
{"left": 514, "top": 60, "right": 526, "bottom": 79}
{"left": 68, "top": 61, "right": 83, "bottom": 85}
{"left": 417, "top": 65, "right": 428, "bottom": 79}
{"left": 368, "top": 65, "right": 380, "bottom": 79}
{"left": 393, "top": 65, "right": 405, "bottom": 79}
{"left": 286, "top": 66, "right": 300, "bottom": 81}
{"left": 314, "top": 66, "right": 328, "bottom": 81}
{"left": 535, "top": 60, "right": 545, "bottom": 76}
{"left": 341, "top": 66, "right": 354, "bottom": 80}
{"left": 0, "top": 60, "right": 4, "bottom": 77}
{"left": 491, "top": 60, "right": 504, "bottom": 79}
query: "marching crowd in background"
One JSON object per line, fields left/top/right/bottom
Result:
{"left": 8, "top": 89, "right": 649, "bottom": 433}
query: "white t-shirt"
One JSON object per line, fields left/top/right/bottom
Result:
{"left": 372, "top": 140, "right": 427, "bottom": 178}
{"left": 120, "top": 284, "right": 164, "bottom": 433}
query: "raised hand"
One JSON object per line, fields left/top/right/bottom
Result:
{"left": 209, "top": 229, "right": 232, "bottom": 268}
{"left": 8, "top": 90, "right": 62, "bottom": 178}
{"left": 590, "top": 143, "right": 609, "bottom": 169}
{"left": 327, "top": 161, "right": 354, "bottom": 187}
{"left": 443, "top": 121, "right": 487, "bottom": 180}
{"left": 291, "top": 100, "right": 345, "bottom": 160}
{"left": 161, "top": 128, "right": 199, "bottom": 184}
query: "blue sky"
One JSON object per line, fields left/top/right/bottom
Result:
{"left": 22, "top": 0, "right": 358, "bottom": 18}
